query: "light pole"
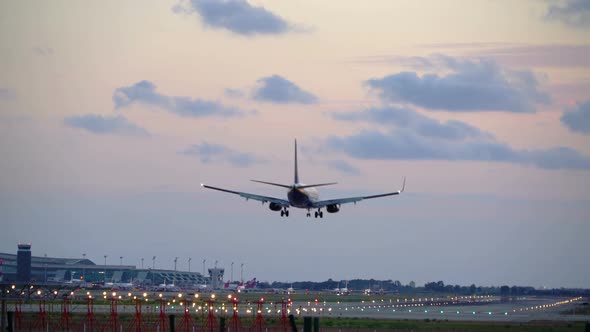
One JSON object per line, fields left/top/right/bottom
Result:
{"left": 120, "top": 256, "right": 123, "bottom": 266}
{"left": 240, "top": 263, "right": 244, "bottom": 282}
{"left": 82, "top": 253, "right": 86, "bottom": 282}
{"left": 141, "top": 258, "right": 144, "bottom": 269}
{"left": 174, "top": 257, "right": 178, "bottom": 271}
{"left": 202, "top": 259, "right": 206, "bottom": 276}
{"left": 44, "top": 253, "right": 47, "bottom": 283}
{"left": 188, "top": 257, "right": 192, "bottom": 272}
{"left": 231, "top": 262, "right": 234, "bottom": 283}
{"left": 152, "top": 256, "right": 156, "bottom": 269}
{"left": 103, "top": 255, "right": 108, "bottom": 283}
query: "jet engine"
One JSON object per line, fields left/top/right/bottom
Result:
{"left": 269, "top": 202, "right": 283, "bottom": 211}
{"left": 326, "top": 204, "right": 340, "bottom": 213}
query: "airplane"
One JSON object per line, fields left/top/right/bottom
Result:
{"left": 156, "top": 282, "right": 181, "bottom": 292}
{"left": 102, "top": 281, "right": 134, "bottom": 290}
{"left": 336, "top": 280, "right": 350, "bottom": 295}
{"left": 201, "top": 140, "right": 405, "bottom": 218}
{"left": 224, "top": 278, "right": 257, "bottom": 292}
{"left": 224, "top": 281, "right": 244, "bottom": 290}
{"left": 242, "top": 278, "right": 257, "bottom": 290}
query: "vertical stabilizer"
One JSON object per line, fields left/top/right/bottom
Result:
{"left": 294, "top": 139, "right": 299, "bottom": 184}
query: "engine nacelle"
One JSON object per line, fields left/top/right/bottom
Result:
{"left": 269, "top": 202, "right": 283, "bottom": 211}
{"left": 326, "top": 204, "right": 340, "bottom": 213}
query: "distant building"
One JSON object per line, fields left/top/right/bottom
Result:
{"left": 0, "top": 245, "right": 209, "bottom": 287}
{"left": 16, "top": 243, "right": 32, "bottom": 282}
{"left": 0, "top": 257, "right": 5, "bottom": 282}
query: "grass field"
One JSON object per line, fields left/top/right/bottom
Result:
{"left": 315, "top": 317, "right": 586, "bottom": 332}
{"left": 561, "top": 305, "right": 590, "bottom": 315}
{"left": 14, "top": 313, "right": 586, "bottom": 331}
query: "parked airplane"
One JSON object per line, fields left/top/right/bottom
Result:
{"left": 224, "top": 278, "right": 257, "bottom": 292}
{"left": 202, "top": 140, "right": 405, "bottom": 218}
{"left": 155, "top": 282, "right": 181, "bottom": 292}
{"left": 102, "top": 282, "right": 134, "bottom": 290}
{"left": 332, "top": 280, "right": 350, "bottom": 295}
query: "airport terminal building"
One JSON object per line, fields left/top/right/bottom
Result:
{"left": 0, "top": 244, "right": 210, "bottom": 287}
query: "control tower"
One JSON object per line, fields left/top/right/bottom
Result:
{"left": 208, "top": 268, "right": 225, "bottom": 289}
{"left": 17, "top": 243, "right": 32, "bottom": 282}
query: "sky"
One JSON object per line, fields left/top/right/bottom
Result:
{"left": 1, "top": 0, "right": 590, "bottom": 289}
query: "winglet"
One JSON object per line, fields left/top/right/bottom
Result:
{"left": 400, "top": 176, "right": 406, "bottom": 193}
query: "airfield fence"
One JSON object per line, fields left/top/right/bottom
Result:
{"left": 2, "top": 297, "right": 300, "bottom": 332}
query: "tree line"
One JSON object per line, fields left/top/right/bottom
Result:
{"left": 256, "top": 279, "right": 588, "bottom": 297}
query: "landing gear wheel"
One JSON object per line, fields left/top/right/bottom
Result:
{"left": 280, "top": 208, "right": 289, "bottom": 217}
{"left": 319, "top": 211, "right": 323, "bottom": 218}
{"left": 306, "top": 212, "right": 311, "bottom": 217}
{"left": 314, "top": 211, "right": 318, "bottom": 218}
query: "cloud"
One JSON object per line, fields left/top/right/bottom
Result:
{"left": 356, "top": 45, "right": 590, "bottom": 69}
{"left": 545, "top": 0, "right": 590, "bottom": 28}
{"left": 365, "top": 55, "right": 550, "bottom": 113}
{"left": 32, "top": 46, "right": 54, "bottom": 56}
{"left": 253, "top": 75, "right": 318, "bottom": 104}
{"left": 329, "top": 106, "right": 590, "bottom": 170}
{"left": 326, "top": 130, "right": 590, "bottom": 170}
{"left": 64, "top": 114, "right": 150, "bottom": 137}
{"left": 224, "top": 88, "right": 244, "bottom": 98}
{"left": 561, "top": 101, "right": 590, "bottom": 134}
{"left": 326, "top": 160, "right": 361, "bottom": 176}
{"left": 473, "top": 44, "right": 590, "bottom": 68}
{"left": 333, "top": 106, "right": 492, "bottom": 141}
{"left": 181, "top": 142, "right": 263, "bottom": 167}
{"left": 113, "top": 80, "right": 247, "bottom": 117}
{"left": 0, "top": 88, "right": 16, "bottom": 100}
{"left": 173, "top": 0, "right": 291, "bottom": 36}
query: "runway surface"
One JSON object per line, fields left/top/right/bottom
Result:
{"left": 289, "top": 296, "right": 588, "bottom": 322}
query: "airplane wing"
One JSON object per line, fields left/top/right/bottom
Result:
{"left": 312, "top": 177, "right": 406, "bottom": 208}
{"left": 201, "top": 184, "right": 291, "bottom": 207}
{"left": 312, "top": 192, "right": 400, "bottom": 208}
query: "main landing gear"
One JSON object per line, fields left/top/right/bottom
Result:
{"left": 307, "top": 209, "right": 323, "bottom": 218}
{"left": 280, "top": 208, "right": 289, "bottom": 217}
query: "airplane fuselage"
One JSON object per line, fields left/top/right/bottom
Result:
{"left": 287, "top": 184, "right": 319, "bottom": 208}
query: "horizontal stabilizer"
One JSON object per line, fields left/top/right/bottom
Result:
{"left": 297, "top": 182, "right": 338, "bottom": 189}
{"left": 251, "top": 180, "right": 292, "bottom": 189}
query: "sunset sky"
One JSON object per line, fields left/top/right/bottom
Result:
{"left": 1, "top": 0, "right": 589, "bottom": 288}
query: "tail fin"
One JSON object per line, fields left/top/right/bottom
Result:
{"left": 246, "top": 278, "right": 257, "bottom": 288}
{"left": 294, "top": 139, "right": 299, "bottom": 184}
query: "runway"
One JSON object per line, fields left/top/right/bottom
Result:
{"left": 290, "top": 296, "right": 588, "bottom": 322}
{"left": 7, "top": 287, "right": 588, "bottom": 323}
